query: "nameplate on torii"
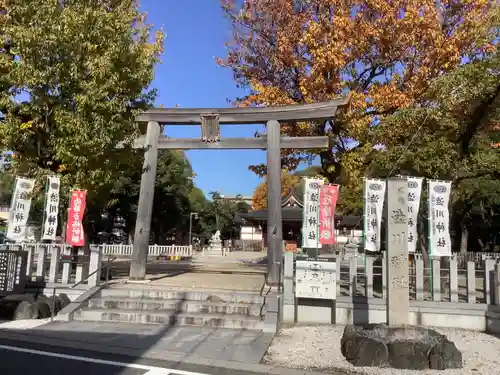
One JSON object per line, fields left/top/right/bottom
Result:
{"left": 295, "top": 259, "right": 336, "bottom": 300}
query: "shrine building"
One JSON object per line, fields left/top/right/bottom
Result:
{"left": 237, "top": 187, "right": 362, "bottom": 249}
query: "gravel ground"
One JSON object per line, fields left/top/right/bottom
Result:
{"left": 263, "top": 325, "right": 500, "bottom": 375}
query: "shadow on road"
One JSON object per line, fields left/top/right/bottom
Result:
{"left": 0, "top": 289, "right": 273, "bottom": 375}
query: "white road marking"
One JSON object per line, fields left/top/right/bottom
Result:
{"left": 144, "top": 370, "right": 171, "bottom": 375}
{"left": 0, "top": 318, "right": 51, "bottom": 330}
{"left": 0, "top": 344, "right": 209, "bottom": 375}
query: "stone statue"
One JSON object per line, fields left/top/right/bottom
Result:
{"left": 206, "top": 230, "right": 222, "bottom": 254}
{"left": 211, "top": 230, "right": 221, "bottom": 242}
{"left": 201, "top": 230, "right": 229, "bottom": 257}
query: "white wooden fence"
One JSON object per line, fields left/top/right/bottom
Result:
{"left": 0, "top": 243, "right": 193, "bottom": 288}
{"left": 99, "top": 244, "right": 192, "bottom": 258}
{"left": 327, "top": 253, "right": 500, "bottom": 305}
{"left": 2, "top": 243, "right": 193, "bottom": 258}
{"left": 0, "top": 243, "right": 101, "bottom": 287}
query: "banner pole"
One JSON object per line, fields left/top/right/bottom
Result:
{"left": 6, "top": 176, "right": 19, "bottom": 239}
{"left": 301, "top": 178, "right": 306, "bottom": 255}
{"left": 362, "top": 177, "right": 367, "bottom": 277}
{"left": 40, "top": 176, "right": 49, "bottom": 242}
{"left": 427, "top": 179, "right": 433, "bottom": 298}
{"left": 316, "top": 182, "right": 321, "bottom": 259}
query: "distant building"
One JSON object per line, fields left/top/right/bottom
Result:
{"left": 0, "top": 152, "right": 12, "bottom": 170}
{"left": 220, "top": 195, "right": 253, "bottom": 205}
{"left": 0, "top": 205, "right": 9, "bottom": 223}
{"left": 220, "top": 195, "right": 263, "bottom": 241}
{"left": 238, "top": 188, "right": 362, "bottom": 247}
{"left": 239, "top": 223, "right": 263, "bottom": 241}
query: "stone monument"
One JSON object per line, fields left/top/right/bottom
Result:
{"left": 340, "top": 177, "right": 462, "bottom": 370}
{"left": 385, "top": 176, "right": 410, "bottom": 325}
{"left": 205, "top": 230, "right": 223, "bottom": 255}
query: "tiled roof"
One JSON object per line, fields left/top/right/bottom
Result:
{"left": 239, "top": 208, "right": 361, "bottom": 228}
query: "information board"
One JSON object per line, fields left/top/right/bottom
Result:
{"left": 295, "top": 258, "right": 336, "bottom": 300}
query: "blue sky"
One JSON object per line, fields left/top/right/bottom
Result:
{"left": 140, "top": 0, "right": 312, "bottom": 198}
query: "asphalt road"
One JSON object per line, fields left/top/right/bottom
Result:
{"left": 0, "top": 338, "right": 264, "bottom": 375}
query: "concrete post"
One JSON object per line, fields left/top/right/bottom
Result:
{"left": 415, "top": 257, "right": 424, "bottom": 300}
{"left": 449, "top": 256, "right": 458, "bottom": 302}
{"left": 61, "top": 245, "right": 71, "bottom": 284}
{"left": 48, "top": 245, "right": 61, "bottom": 283}
{"left": 35, "top": 244, "right": 46, "bottom": 282}
{"left": 88, "top": 245, "right": 102, "bottom": 287}
{"left": 494, "top": 263, "right": 500, "bottom": 305}
{"left": 466, "top": 261, "right": 476, "bottom": 304}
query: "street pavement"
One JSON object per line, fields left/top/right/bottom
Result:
{"left": 0, "top": 338, "right": 266, "bottom": 375}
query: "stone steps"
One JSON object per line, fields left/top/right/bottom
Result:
{"left": 87, "top": 297, "right": 263, "bottom": 316}
{"left": 100, "top": 287, "right": 265, "bottom": 304}
{"left": 74, "top": 286, "right": 267, "bottom": 331}
{"left": 74, "top": 308, "right": 263, "bottom": 330}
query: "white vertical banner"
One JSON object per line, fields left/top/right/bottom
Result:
{"left": 42, "top": 176, "right": 61, "bottom": 241}
{"left": 364, "top": 178, "right": 386, "bottom": 252}
{"left": 428, "top": 179, "right": 452, "bottom": 257}
{"left": 6, "top": 177, "right": 35, "bottom": 241}
{"left": 407, "top": 177, "right": 423, "bottom": 253}
{"left": 302, "top": 178, "right": 324, "bottom": 248}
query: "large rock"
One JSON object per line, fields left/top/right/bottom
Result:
{"left": 32, "top": 300, "right": 51, "bottom": 319}
{"left": 59, "top": 293, "right": 71, "bottom": 309}
{"left": 341, "top": 324, "right": 462, "bottom": 370}
{"left": 38, "top": 294, "right": 62, "bottom": 317}
{"left": 13, "top": 301, "right": 36, "bottom": 320}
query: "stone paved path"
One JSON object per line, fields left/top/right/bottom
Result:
{"left": 107, "top": 251, "right": 268, "bottom": 292}
{"left": 4, "top": 321, "right": 274, "bottom": 364}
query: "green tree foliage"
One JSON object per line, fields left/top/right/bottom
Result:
{"left": 0, "top": 170, "right": 14, "bottom": 206}
{"left": 202, "top": 191, "right": 250, "bottom": 242}
{"left": 91, "top": 150, "right": 197, "bottom": 244}
{"left": 0, "top": 0, "right": 164, "bottom": 191}
{"left": 371, "top": 48, "right": 500, "bottom": 253}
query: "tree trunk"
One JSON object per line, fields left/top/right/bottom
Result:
{"left": 419, "top": 233, "right": 429, "bottom": 269}
{"left": 459, "top": 224, "right": 468, "bottom": 255}
{"left": 83, "top": 230, "right": 90, "bottom": 252}
{"left": 419, "top": 233, "right": 431, "bottom": 293}
{"left": 477, "top": 238, "right": 485, "bottom": 251}
{"left": 60, "top": 208, "right": 68, "bottom": 243}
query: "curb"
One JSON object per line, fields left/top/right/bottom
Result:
{"left": 0, "top": 328, "right": 334, "bottom": 375}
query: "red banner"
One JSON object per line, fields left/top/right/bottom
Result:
{"left": 319, "top": 184, "right": 339, "bottom": 244}
{"left": 66, "top": 190, "right": 86, "bottom": 246}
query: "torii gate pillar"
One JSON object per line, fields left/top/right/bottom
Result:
{"left": 129, "top": 121, "right": 161, "bottom": 280}
{"left": 266, "top": 120, "right": 282, "bottom": 285}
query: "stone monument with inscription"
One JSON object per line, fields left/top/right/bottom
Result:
{"left": 385, "top": 177, "right": 409, "bottom": 325}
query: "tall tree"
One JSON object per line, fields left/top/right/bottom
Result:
{"left": 370, "top": 47, "right": 500, "bottom": 254}
{"left": 0, "top": 170, "right": 14, "bottom": 206}
{"left": 99, "top": 150, "right": 196, "bottom": 244}
{"left": 252, "top": 172, "right": 300, "bottom": 210}
{"left": 219, "top": 0, "right": 498, "bottom": 186}
{"left": 0, "top": 0, "right": 164, "bottom": 192}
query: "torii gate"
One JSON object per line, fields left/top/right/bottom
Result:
{"left": 130, "top": 96, "right": 350, "bottom": 285}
